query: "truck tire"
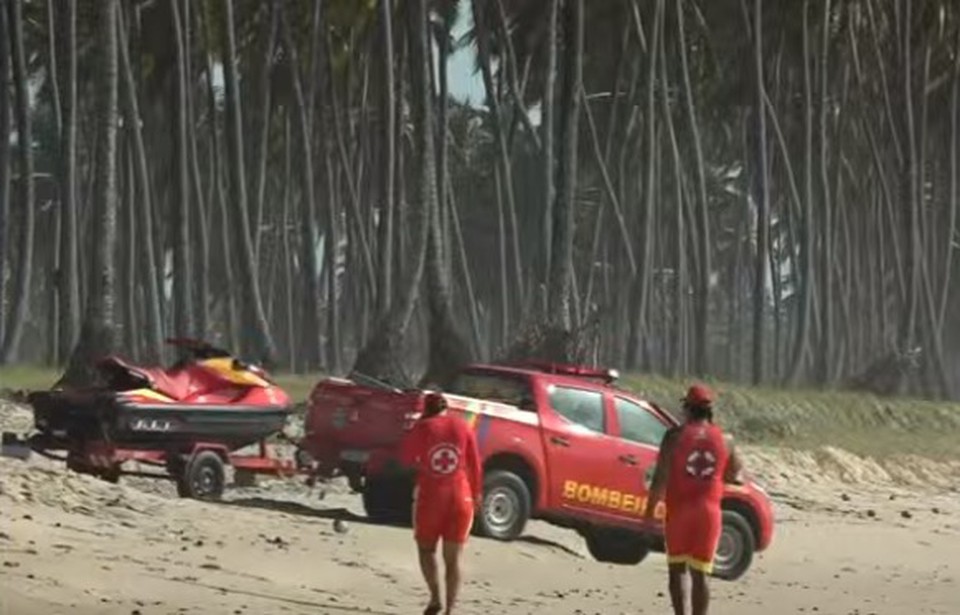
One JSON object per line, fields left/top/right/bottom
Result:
{"left": 583, "top": 528, "right": 650, "bottom": 565}
{"left": 712, "top": 509, "right": 756, "bottom": 581}
{"left": 362, "top": 476, "right": 413, "bottom": 525}
{"left": 176, "top": 451, "right": 226, "bottom": 501}
{"left": 475, "top": 470, "right": 531, "bottom": 541}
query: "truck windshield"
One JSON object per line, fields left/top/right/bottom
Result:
{"left": 446, "top": 371, "right": 533, "bottom": 409}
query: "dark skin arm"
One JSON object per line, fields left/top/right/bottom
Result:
{"left": 643, "top": 426, "right": 680, "bottom": 521}
{"left": 723, "top": 433, "right": 744, "bottom": 484}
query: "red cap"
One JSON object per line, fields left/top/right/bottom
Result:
{"left": 683, "top": 384, "right": 714, "bottom": 407}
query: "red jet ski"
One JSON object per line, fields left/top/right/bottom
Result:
{"left": 27, "top": 338, "right": 292, "bottom": 451}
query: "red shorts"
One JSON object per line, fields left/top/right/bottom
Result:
{"left": 412, "top": 486, "right": 475, "bottom": 548}
{"left": 664, "top": 502, "right": 722, "bottom": 574}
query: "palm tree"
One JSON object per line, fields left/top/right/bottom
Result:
{"left": 60, "top": 0, "right": 120, "bottom": 385}
{"left": 218, "top": 0, "right": 277, "bottom": 366}
{"left": 547, "top": 0, "right": 585, "bottom": 330}
{"left": 0, "top": 0, "right": 11, "bottom": 353}
{"left": 56, "top": 0, "right": 80, "bottom": 364}
{"left": 352, "top": 0, "right": 434, "bottom": 385}
{"left": 170, "top": 0, "right": 193, "bottom": 339}
{"left": 1, "top": 0, "right": 35, "bottom": 364}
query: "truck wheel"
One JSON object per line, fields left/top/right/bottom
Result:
{"left": 176, "top": 451, "right": 226, "bottom": 501}
{"left": 583, "top": 528, "right": 650, "bottom": 565}
{"left": 711, "top": 510, "right": 756, "bottom": 581}
{"left": 362, "top": 476, "right": 413, "bottom": 525}
{"left": 475, "top": 470, "right": 531, "bottom": 541}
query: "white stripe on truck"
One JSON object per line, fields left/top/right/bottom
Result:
{"left": 442, "top": 394, "right": 541, "bottom": 427}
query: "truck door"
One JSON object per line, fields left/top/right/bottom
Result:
{"left": 539, "top": 383, "right": 626, "bottom": 520}
{"left": 606, "top": 395, "right": 671, "bottom": 525}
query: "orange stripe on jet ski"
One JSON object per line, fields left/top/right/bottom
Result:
{"left": 123, "top": 388, "right": 176, "bottom": 402}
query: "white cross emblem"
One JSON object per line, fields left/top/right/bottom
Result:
{"left": 685, "top": 449, "right": 717, "bottom": 479}
{"left": 429, "top": 445, "right": 460, "bottom": 475}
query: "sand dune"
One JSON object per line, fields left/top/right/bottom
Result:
{"left": 2, "top": 400, "right": 959, "bottom": 614}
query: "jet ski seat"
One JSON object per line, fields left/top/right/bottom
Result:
{"left": 97, "top": 356, "right": 194, "bottom": 401}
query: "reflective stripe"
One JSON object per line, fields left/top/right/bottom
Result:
{"left": 666, "top": 554, "right": 714, "bottom": 574}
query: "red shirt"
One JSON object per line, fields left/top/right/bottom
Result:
{"left": 400, "top": 413, "right": 482, "bottom": 500}
{"left": 665, "top": 421, "right": 729, "bottom": 510}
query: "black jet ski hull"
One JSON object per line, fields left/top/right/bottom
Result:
{"left": 28, "top": 390, "right": 292, "bottom": 451}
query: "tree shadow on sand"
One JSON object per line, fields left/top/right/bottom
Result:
{"left": 224, "top": 497, "right": 584, "bottom": 558}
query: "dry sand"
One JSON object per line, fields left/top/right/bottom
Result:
{"left": 1, "top": 401, "right": 959, "bottom": 615}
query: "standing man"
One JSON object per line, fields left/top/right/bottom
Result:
{"left": 643, "top": 384, "right": 743, "bottom": 615}
{"left": 400, "top": 392, "right": 482, "bottom": 615}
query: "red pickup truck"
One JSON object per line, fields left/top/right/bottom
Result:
{"left": 300, "top": 362, "right": 774, "bottom": 581}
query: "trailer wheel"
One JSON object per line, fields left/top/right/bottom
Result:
{"left": 177, "top": 451, "right": 226, "bottom": 501}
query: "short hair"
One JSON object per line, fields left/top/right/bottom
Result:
{"left": 687, "top": 403, "right": 713, "bottom": 422}
{"left": 423, "top": 393, "right": 447, "bottom": 417}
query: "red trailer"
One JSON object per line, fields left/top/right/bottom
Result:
{"left": 1, "top": 339, "right": 315, "bottom": 500}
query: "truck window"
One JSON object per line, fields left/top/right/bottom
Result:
{"left": 548, "top": 386, "right": 605, "bottom": 433}
{"left": 446, "top": 372, "right": 534, "bottom": 410}
{"left": 615, "top": 397, "right": 668, "bottom": 447}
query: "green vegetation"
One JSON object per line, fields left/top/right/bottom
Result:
{"left": 3, "top": 366, "right": 959, "bottom": 460}
{"left": 0, "top": 365, "right": 60, "bottom": 392}
{"left": 624, "top": 375, "right": 960, "bottom": 460}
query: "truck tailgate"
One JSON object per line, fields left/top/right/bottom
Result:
{"left": 304, "top": 378, "right": 420, "bottom": 458}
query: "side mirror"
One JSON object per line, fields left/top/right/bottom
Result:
{"left": 518, "top": 396, "right": 536, "bottom": 411}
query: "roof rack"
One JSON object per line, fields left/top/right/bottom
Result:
{"left": 511, "top": 361, "right": 620, "bottom": 384}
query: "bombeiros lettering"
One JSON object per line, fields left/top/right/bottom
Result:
{"left": 562, "top": 479, "right": 666, "bottom": 518}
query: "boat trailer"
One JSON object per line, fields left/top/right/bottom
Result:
{"left": 1, "top": 431, "right": 314, "bottom": 501}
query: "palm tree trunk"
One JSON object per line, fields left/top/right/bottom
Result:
{"left": 61, "top": 0, "right": 119, "bottom": 385}
{"left": 1, "top": 0, "right": 35, "bottom": 364}
{"left": 420, "top": 7, "right": 472, "bottom": 388}
{"left": 751, "top": 0, "right": 770, "bottom": 385}
{"left": 541, "top": 0, "right": 560, "bottom": 308}
{"left": 44, "top": 0, "right": 62, "bottom": 365}
{"left": 627, "top": 0, "right": 663, "bottom": 369}
{"left": 54, "top": 0, "right": 80, "bottom": 363}
{"left": 0, "top": 0, "right": 12, "bottom": 352}
{"left": 815, "top": 0, "right": 834, "bottom": 385}
{"left": 323, "top": 151, "right": 342, "bottom": 374}
{"left": 937, "top": 27, "right": 960, "bottom": 332}
{"left": 548, "top": 0, "right": 584, "bottom": 330}
{"left": 376, "top": 0, "right": 396, "bottom": 319}
{"left": 280, "top": 110, "right": 296, "bottom": 371}
{"left": 183, "top": 0, "right": 208, "bottom": 339}
{"left": 122, "top": 142, "right": 139, "bottom": 358}
{"left": 117, "top": 4, "right": 162, "bottom": 363}
{"left": 788, "top": 0, "right": 815, "bottom": 383}
{"left": 352, "top": 0, "right": 433, "bottom": 385}
{"left": 219, "top": 0, "right": 276, "bottom": 365}
{"left": 676, "top": 0, "right": 712, "bottom": 376}
{"left": 252, "top": 7, "right": 277, "bottom": 262}
{"left": 277, "top": 0, "right": 322, "bottom": 371}
{"left": 169, "top": 0, "right": 193, "bottom": 339}
{"left": 473, "top": 0, "right": 525, "bottom": 317}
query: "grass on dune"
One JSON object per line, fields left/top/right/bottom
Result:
{"left": 0, "top": 365, "right": 61, "bottom": 392}
{"left": 3, "top": 365, "right": 960, "bottom": 460}
{"left": 623, "top": 374, "right": 960, "bottom": 460}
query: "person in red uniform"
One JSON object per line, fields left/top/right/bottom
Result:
{"left": 643, "top": 384, "right": 744, "bottom": 615}
{"left": 399, "top": 392, "right": 482, "bottom": 615}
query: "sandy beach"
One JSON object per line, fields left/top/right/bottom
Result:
{"left": 2, "top": 400, "right": 959, "bottom": 615}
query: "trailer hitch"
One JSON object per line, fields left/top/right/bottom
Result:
{"left": 1, "top": 432, "right": 32, "bottom": 460}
